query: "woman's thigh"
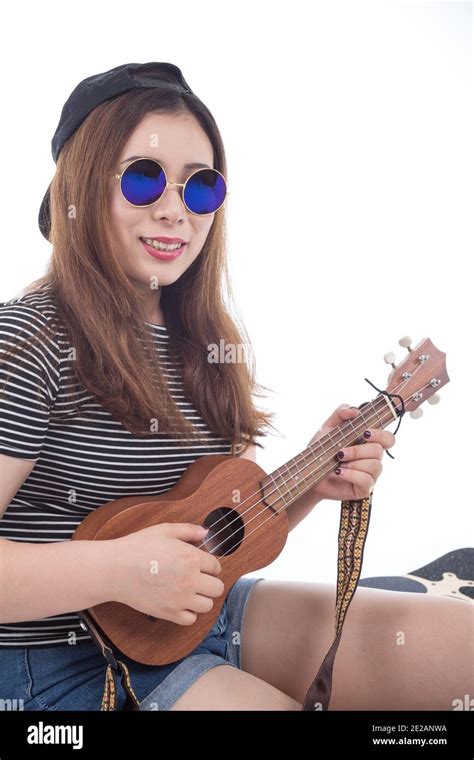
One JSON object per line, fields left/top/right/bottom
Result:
{"left": 238, "top": 579, "right": 474, "bottom": 710}
{"left": 170, "top": 663, "right": 301, "bottom": 710}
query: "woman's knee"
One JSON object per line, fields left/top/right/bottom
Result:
{"left": 170, "top": 664, "right": 302, "bottom": 711}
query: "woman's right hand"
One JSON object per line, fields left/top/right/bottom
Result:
{"left": 107, "top": 523, "right": 224, "bottom": 625}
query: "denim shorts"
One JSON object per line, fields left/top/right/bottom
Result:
{"left": 0, "top": 576, "right": 265, "bottom": 712}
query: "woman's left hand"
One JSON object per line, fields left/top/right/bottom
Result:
{"left": 308, "top": 404, "right": 397, "bottom": 502}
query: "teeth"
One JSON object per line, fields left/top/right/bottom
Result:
{"left": 142, "top": 238, "right": 184, "bottom": 252}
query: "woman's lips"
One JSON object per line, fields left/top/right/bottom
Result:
{"left": 140, "top": 239, "right": 186, "bottom": 261}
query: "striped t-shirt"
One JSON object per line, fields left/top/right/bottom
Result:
{"left": 0, "top": 286, "right": 233, "bottom": 648}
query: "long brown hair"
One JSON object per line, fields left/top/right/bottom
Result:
{"left": 2, "top": 86, "right": 277, "bottom": 451}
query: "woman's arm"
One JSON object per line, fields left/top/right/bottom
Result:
{"left": 0, "top": 451, "right": 119, "bottom": 624}
{"left": 0, "top": 538, "right": 117, "bottom": 624}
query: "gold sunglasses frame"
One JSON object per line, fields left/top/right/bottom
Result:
{"left": 109, "top": 157, "right": 229, "bottom": 216}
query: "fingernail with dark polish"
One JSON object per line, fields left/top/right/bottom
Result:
{"left": 335, "top": 468, "right": 342, "bottom": 475}
{"left": 363, "top": 430, "right": 371, "bottom": 438}
{"left": 336, "top": 450, "right": 345, "bottom": 459}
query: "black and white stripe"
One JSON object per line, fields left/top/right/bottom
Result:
{"left": 0, "top": 286, "right": 232, "bottom": 647}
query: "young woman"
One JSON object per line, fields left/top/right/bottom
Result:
{"left": 0, "top": 63, "right": 471, "bottom": 711}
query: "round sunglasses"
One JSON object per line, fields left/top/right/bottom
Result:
{"left": 110, "top": 158, "right": 228, "bottom": 215}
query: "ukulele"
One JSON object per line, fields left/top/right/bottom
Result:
{"left": 72, "top": 336, "right": 449, "bottom": 706}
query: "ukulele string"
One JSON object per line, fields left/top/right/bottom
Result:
{"left": 209, "top": 408, "right": 402, "bottom": 558}
{"left": 200, "top": 397, "right": 393, "bottom": 554}
{"left": 208, "top": 375, "right": 428, "bottom": 559}
{"left": 199, "top": 369, "right": 426, "bottom": 558}
{"left": 197, "top": 374, "right": 414, "bottom": 555}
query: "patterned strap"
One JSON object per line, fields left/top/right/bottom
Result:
{"left": 101, "top": 661, "right": 141, "bottom": 711}
{"left": 301, "top": 493, "right": 373, "bottom": 711}
{"left": 77, "top": 610, "right": 140, "bottom": 711}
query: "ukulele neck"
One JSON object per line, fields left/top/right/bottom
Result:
{"left": 260, "top": 394, "right": 397, "bottom": 512}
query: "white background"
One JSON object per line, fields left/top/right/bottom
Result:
{"left": 1, "top": 0, "right": 472, "bottom": 584}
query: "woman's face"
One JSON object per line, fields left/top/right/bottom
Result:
{"left": 109, "top": 111, "right": 216, "bottom": 299}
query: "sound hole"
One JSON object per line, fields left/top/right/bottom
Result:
{"left": 203, "top": 507, "right": 244, "bottom": 557}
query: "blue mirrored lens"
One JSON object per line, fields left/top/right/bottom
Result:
{"left": 121, "top": 160, "right": 166, "bottom": 206}
{"left": 184, "top": 170, "right": 226, "bottom": 214}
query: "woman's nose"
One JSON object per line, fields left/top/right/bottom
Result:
{"left": 150, "top": 182, "right": 186, "bottom": 219}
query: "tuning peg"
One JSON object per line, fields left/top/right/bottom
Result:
{"left": 428, "top": 393, "right": 441, "bottom": 405}
{"left": 399, "top": 336, "right": 413, "bottom": 351}
{"left": 410, "top": 408, "right": 424, "bottom": 419}
{"left": 384, "top": 351, "right": 396, "bottom": 368}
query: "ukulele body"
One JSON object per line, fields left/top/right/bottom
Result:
{"left": 72, "top": 455, "right": 288, "bottom": 665}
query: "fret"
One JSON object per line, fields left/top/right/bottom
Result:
{"left": 293, "top": 456, "right": 305, "bottom": 494}
{"left": 300, "top": 445, "right": 326, "bottom": 491}
{"left": 284, "top": 460, "right": 303, "bottom": 497}
{"left": 372, "top": 402, "right": 385, "bottom": 428}
{"left": 348, "top": 418, "right": 360, "bottom": 438}
{"left": 309, "top": 437, "right": 327, "bottom": 464}
{"left": 309, "top": 440, "right": 328, "bottom": 476}
{"left": 357, "top": 406, "right": 371, "bottom": 430}
{"left": 348, "top": 413, "right": 371, "bottom": 439}
{"left": 300, "top": 447, "right": 314, "bottom": 475}
{"left": 325, "top": 427, "right": 344, "bottom": 450}
{"left": 275, "top": 464, "right": 293, "bottom": 504}
{"left": 268, "top": 472, "right": 288, "bottom": 508}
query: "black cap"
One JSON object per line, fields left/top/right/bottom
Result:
{"left": 38, "top": 62, "right": 194, "bottom": 241}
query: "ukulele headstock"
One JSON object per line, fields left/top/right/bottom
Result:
{"left": 383, "top": 336, "right": 449, "bottom": 419}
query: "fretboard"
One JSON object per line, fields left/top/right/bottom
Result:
{"left": 260, "top": 394, "right": 397, "bottom": 511}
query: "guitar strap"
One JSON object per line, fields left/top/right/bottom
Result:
{"left": 77, "top": 491, "right": 373, "bottom": 712}
{"left": 77, "top": 609, "right": 140, "bottom": 711}
{"left": 301, "top": 389, "right": 397, "bottom": 709}
{"left": 301, "top": 493, "right": 373, "bottom": 710}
